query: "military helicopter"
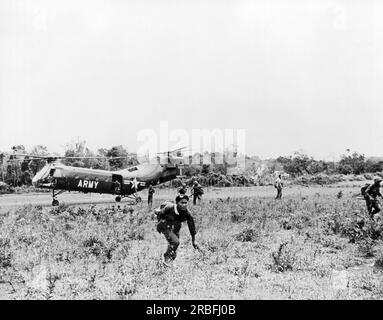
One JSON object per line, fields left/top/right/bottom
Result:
{"left": 9, "top": 147, "right": 187, "bottom": 206}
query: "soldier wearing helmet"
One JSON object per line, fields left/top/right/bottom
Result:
{"left": 364, "top": 176, "right": 383, "bottom": 217}
{"left": 178, "top": 182, "right": 187, "bottom": 196}
{"left": 191, "top": 180, "right": 203, "bottom": 205}
{"left": 154, "top": 194, "right": 199, "bottom": 265}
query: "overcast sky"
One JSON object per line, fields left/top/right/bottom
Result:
{"left": 1, "top": 0, "right": 382, "bottom": 160}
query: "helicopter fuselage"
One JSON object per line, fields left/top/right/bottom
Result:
{"left": 32, "top": 162, "right": 178, "bottom": 196}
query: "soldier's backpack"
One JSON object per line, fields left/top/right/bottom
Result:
{"left": 155, "top": 201, "right": 173, "bottom": 233}
{"left": 361, "top": 183, "right": 370, "bottom": 196}
{"left": 196, "top": 185, "right": 204, "bottom": 195}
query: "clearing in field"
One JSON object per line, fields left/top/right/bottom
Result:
{"left": 0, "top": 185, "right": 382, "bottom": 300}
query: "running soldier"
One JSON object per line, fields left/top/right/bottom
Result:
{"left": 363, "top": 176, "right": 383, "bottom": 218}
{"left": 191, "top": 181, "right": 203, "bottom": 205}
{"left": 154, "top": 195, "right": 199, "bottom": 264}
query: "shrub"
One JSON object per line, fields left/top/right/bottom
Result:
{"left": 126, "top": 227, "right": 145, "bottom": 241}
{"left": 235, "top": 227, "right": 260, "bottom": 242}
{"left": 374, "top": 247, "right": 383, "bottom": 268}
{"left": 230, "top": 210, "right": 247, "bottom": 223}
{"left": 270, "top": 242, "right": 296, "bottom": 272}
{"left": 0, "top": 237, "right": 12, "bottom": 268}
{"left": 358, "top": 238, "right": 375, "bottom": 258}
{"left": 0, "top": 181, "right": 10, "bottom": 194}
{"left": 83, "top": 236, "right": 105, "bottom": 257}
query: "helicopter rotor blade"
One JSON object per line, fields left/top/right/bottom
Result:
{"left": 7, "top": 153, "right": 132, "bottom": 162}
{"left": 156, "top": 146, "right": 187, "bottom": 155}
{"left": 11, "top": 154, "right": 49, "bottom": 159}
{"left": 60, "top": 156, "right": 128, "bottom": 160}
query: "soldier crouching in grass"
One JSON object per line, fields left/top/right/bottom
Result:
{"left": 154, "top": 194, "right": 199, "bottom": 265}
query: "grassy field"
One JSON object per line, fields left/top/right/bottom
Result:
{"left": 1, "top": 186, "right": 383, "bottom": 300}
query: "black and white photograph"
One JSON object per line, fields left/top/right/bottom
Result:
{"left": 1, "top": 0, "right": 383, "bottom": 303}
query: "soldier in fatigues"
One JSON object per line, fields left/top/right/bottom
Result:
{"left": 274, "top": 174, "right": 283, "bottom": 199}
{"left": 364, "top": 176, "right": 383, "bottom": 217}
{"left": 178, "top": 182, "right": 187, "bottom": 195}
{"left": 147, "top": 184, "right": 155, "bottom": 211}
{"left": 154, "top": 195, "right": 199, "bottom": 264}
{"left": 113, "top": 179, "right": 121, "bottom": 194}
{"left": 178, "top": 182, "right": 187, "bottom": 196}
{"left": 191, "top": 181, "right": 203, "bottom": 205}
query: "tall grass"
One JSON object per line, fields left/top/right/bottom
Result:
{"left": 0, "top": 191, "right": 382, "bottom": 299}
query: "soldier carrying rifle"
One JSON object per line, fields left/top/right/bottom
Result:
{"left": 362, "top": 176, "right": 383, "bottom": 218}
{"left": 191, "top": 180, "right": 204, "bottom": 205}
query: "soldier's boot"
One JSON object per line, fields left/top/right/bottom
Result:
{"left": 163, "top": 250, "right": 177, "bottom": 266}
{"left": 164, "top": 238, "right": 179, "bottom": 262}
{"left": 370, "top": 202, "right": 381, "bottom": 218}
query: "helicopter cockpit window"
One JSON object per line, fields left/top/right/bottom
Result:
{"left": 53, "top": 169, "right": 62, "bottom": 177}
{"left": 45, "top": 168, "right": 56, "bottom": 182}
{"left": 33, "top": 165, "right": 51, "bottom": 183}
{"left": 128, "top": 167, "right": 138, "bottom": 172}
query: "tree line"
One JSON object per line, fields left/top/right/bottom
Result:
{"left": 1, "top": 141, "right": 382, "bottom": 188}
{"left": 269, "top": 151, "right": 383, "bottom": 177}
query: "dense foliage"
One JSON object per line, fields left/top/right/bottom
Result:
{"left": 1, "top": 143, "right": 382, "bottom": 190}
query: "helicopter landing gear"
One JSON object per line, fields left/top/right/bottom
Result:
{"left": 115, "top": 194, "right": 142, "bottom": 204}
{"left": 135, "top": 196, "right": 142, "bottom": 204}
{"left": 128, "top": 193, "right": 142, "bottom": 204}
{"left": 51, "top": 189, "right": 65, "bottom": 206}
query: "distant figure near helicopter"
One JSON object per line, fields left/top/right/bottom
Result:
{"left": 178, "top": 182, "right": 187, "bottom": 196}
{"left": 274, "top": 174, "right": 283, "bottom": 199}
{"left": 147, "top": 184, "right": 155, "bottom": 211}
{"left": 191, "top": 181, "right": 204, "bottom": 205}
